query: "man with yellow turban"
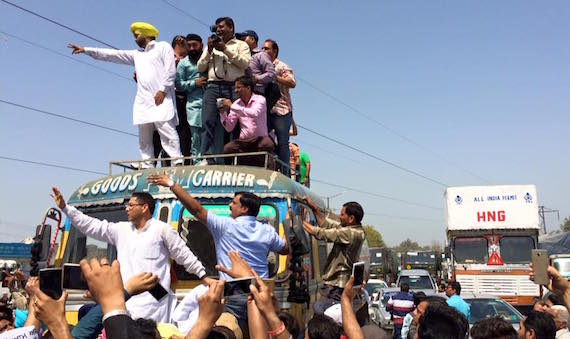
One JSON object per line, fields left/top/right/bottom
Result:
{"left": 68, "top": 22, "right": 183, "bottom": 167}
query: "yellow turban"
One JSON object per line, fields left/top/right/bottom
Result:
{"left": 130, "top": 22, "right": 159, "bottom": 38}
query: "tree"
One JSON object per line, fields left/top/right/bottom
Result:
{"left": 393, "top": 238, "right": 423, "bottom": 253}
{"left": 561, "top": 217, "right": 570, "bottom": 232}
{"left": 363, "top": 225, "right": 385, "bottom": 248}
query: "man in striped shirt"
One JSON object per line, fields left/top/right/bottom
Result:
{"left": 386, "top": 282, "right": 414, "bottom": 339}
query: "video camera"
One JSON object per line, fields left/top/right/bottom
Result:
{"left": 209, "top": 25, "right": 221, "bottom": 43}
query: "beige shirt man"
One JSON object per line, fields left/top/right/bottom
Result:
{"left": 197, "top": 38, "right": 250, "bottom": 82}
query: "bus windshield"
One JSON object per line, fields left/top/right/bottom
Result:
{"left": 500, "top": 236, "right": 534, "bottom": 264}
{"left": 454, "top": 237, "right": 488, "bottom": 264}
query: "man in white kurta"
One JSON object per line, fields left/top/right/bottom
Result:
{"left": 51, "top": 187, "right": 206, "bottom": 322}
{"left": 68, "top": 22, "right": 183, "bottom": 167}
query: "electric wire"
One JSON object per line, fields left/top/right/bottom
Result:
{"left": 1, "top": 0, "right": 450, "bottom": 188}
{"left": 0, "top": 0, "right": 118, "bottom": 49}
{"left": 0, "top": 99, "right": 138, "bottom": 137}
{"left": 0, "top": 30, "right": 132, "bottom": 82}
{"left": 0, "top": 156, "right": 107, "bottom": 175}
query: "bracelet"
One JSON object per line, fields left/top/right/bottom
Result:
{"left": 102, "top": 309, "right": 131, "bottom": 323}
{"left": 268, "top": 321, "right": 286, "bottom": 337}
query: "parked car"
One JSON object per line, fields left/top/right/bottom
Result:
{"left": 365, "top": 278, "right": 388, "bottom": 300}
{"left": 463, "top": 293, "right": 523, "bottom": 331}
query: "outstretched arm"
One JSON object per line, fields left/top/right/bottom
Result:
{"left": 69, "top": 42, "right": 135, "bottom": 65}
{"left": 148, "top": 174, "right": 208, "bottom": 225}
{"left": 303, "top": 196, "right": 326, "bottom": 226}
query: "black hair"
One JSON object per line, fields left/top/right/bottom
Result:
{"left": 418, "top": 302, "right": 468, "bottom": 339}
{"left": 235, "top": 75, "right": 254, "bottom": 92}
{"left": 0, "top": 305, "right": 13, "bottom": 323}
{"left": 171, "top": 35, "right": 186, "bottom": 48}
{"left": 264, "top": 39, "right": 279, "bottom": 57}
{"left": 307, "top": 314, "right": 341, "bottom": 339}
{"left": 342, "top": 201, "right": 364, "bottom": 224}
{"left": 546, "top": 293, "right": 565, "bottom": 306}
{"left": 448, "top": 281, "right": 461, "bottom": 295}
{"left": 470, "top": 316, "right": 517, "bottom": 339}
{"left": 413, "top": 291, "right": 427, "bottom": 306}
{"left": 278, "top": 312, "right": 300, "bottom": 339}
{"left": 523, "top": 311, "right": 556, "bottom": 339}
{"left": 131, "top": 192, "right": 156, "bottom": 215}
{"left": 134, "top": 318, "right": 160, "bottom": 339}
{"left": 207, "top": 326, "right": 236, "bottom": 339}
{"left": 401, "top": 282, "right": 410, "bottom": 293}
{"left": 186, "top": 33, "right": 203, "bottom": 43}
{"left": 215, "top": 17, "right": 235, "bottom": 34}
{"left": 235, "top": 192, "right": 261, "bottom": 217}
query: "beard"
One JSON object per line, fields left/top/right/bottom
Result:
{"left": 188, "top": 50, "right": 201, "bottom": 61}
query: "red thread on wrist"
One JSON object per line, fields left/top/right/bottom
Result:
{"left": 268, "top": 321, "right": 286, "bottom": 337}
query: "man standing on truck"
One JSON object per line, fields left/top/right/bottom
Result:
{"left": 50, "top": 187, "right": 208, "bottom": 323}
{"left": 302, "top": 197, "right": 366, "bottom": 314}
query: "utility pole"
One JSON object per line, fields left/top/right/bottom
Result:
{"left": 539, "top": 206, "right": 560, "bottom": 234}
{"left": 325, "top": 192, "right": 345, "bottom": 209}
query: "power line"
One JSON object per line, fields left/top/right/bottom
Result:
{"left": 0, "top": 0, "right": 118, "bottom": 49}
{"left": 158, "top": 0, "right": 210, "bottom": 27}
{"left": 0, "top": 30, "right": 132, "bottom": 82}
{"left": 0, "top": 156, "right": 107, "bottom": 175}
{"left": 312, "top": 178, "right": 442, "bottom": 210}
{"left": 0, "top": 99, "right": 138, "bottom": 137}
{"left": 298, "top": 124, "right": 448, "bottom": 187}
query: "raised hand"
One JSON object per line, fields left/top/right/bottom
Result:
{"left": 67, "top": 43, "right": 85, "bottom": 54}
{"left": 50, "top": 187, "right": 66, "bottom": 209}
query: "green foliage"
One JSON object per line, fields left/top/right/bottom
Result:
{"left": 561, "top": 217, "right": 570, "bottom": 232}
{"left": 363, "top": 225, "right": 385, "bottom": 248}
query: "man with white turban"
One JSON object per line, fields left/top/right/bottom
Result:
{"left": 68, "top": 22, "right": 183, "bottom": 168}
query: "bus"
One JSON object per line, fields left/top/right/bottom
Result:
{"left": 34, "top": 156, "right": 335, "bottom": 327}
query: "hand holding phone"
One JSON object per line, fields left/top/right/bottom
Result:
{"left": 531, "top": 249, "right": 549, "bottom": 286}
{"left": 223, "top": 277, "right": 254, "bottom": 298}
{"left": 352, "top": 262, "right": 365, "bottom": 288}
{"left": 148, "top": 283, "right": 169, "bottom": 301}
{"left": 62, "top": 263, "right": 89, "bottom": 291}
{"left": 39, "top": 268, "right": 63, "bottom": 299}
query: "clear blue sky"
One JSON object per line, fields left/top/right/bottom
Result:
{"left": 1, "top": 0, "right": 569, "bottom": 246}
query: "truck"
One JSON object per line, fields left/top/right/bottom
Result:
{"left": 401, "top": 250, "right": 440, "bottom": 279}
{"left": 369, "top": 247, "right": 398, "bottom": 284}
{"left": 444, "top": 185, "right": 540, "bottom": 309}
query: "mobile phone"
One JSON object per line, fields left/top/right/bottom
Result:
{"left": 62, "top": 263, "right": 88, "bottom": 291}
{"left": 148, "top": 283, "right": 169, "bottom": 301}
{"left": 352, "top": 261, "right": 365, "bottom": 288}
{"left": 531, "top": 249, "right": 549, "bottom": 286}
{"left": 551, "top": 256, "right": 570, "bottom": 279}
{"left": 223, "top": 277, "right": 254, "bottom": 298}
{"left": 39, "top": 268, "right": 63, "bottom": 299}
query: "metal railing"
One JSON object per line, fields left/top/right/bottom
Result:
{"left": 108, "top": 152, "right": 291, "bottom": 176}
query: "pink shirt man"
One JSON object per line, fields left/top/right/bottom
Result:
{"left": 220, "top": 93, "right": 268, "bottom": 140}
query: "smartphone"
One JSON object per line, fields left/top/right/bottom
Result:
{"left": 39, "top": 268, "right": 63, "bottom": 299}
{"left": 223, "top": 277, "right": 254, "bottom": 298}
{"left": 148, "top": 283, "right": 169, "bottom": 301}
{"left": 62, "top": 263, "right": 88, "bottom": 291}
{"left": 551, "top": 256, "right": 570, "bottom": 279}
{"left": 352, "top": 261, "right": 365, "bottom": 288}
{"left": 531, "top": 249, "right": 549, "bottom": 286}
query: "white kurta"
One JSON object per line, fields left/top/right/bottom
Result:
{"left": 63, "top": 205, "right": 206, "bottom": 322}
{"left": 84, "top": 41, "right": 177, "bottom": 125}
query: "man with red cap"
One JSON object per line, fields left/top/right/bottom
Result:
{"left": 68, "top": 22, "right": 183, "bottom": 168}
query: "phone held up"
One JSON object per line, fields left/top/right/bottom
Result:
{"left": 223, "top": 277, "right": 255, "bottom": 298}
{"left": 531, "top": 249, "right": 549, "bottom": 286}
{"left": 39, "top": 268, "right": 63, "bottom": 299}
{"left": 352, "top": 261, "right": 365, "bottom": 288}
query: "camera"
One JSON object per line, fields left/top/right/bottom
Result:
{"left": 209, "top": 25, "right": 220, "bottom": 43}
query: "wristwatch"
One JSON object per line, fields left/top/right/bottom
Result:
{"left": 167, "top": 178, "right": 175, "bottom": 188}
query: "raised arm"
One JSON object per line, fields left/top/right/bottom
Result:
{"left": 341, "top": 276, "right": 365, "bottom": 339}
{"left": 69, "top": 43, "right": 136, "bottom": 65}
{"left": 147, "top": 174, "right": 208, "bottom": 225}
{"left": 303, "top": 196, "right": 326, "bottom": 226}
{"left": 51, "top": 187, "right": 118, "bottom": 244}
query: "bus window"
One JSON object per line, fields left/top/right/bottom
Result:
{"left": 499, "top": 236, "right": 534, "bottom": 263}
{"left": 63, "top": 207, "right": 123, "bottom": 264}
{"left": 173, "top": 204, "right": 278, "bottom": 280}
{"left": 293, "top": 204, "right": 318, "bottom": 279}
{"left": 453, "top": 237, "right": 488, "bottom": 264}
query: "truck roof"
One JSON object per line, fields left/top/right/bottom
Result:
{"left": 445, "top": 185, "right": 539, "bottom": 231}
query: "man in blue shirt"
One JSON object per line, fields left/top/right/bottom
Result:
{"left": 445, "top": 281, "right": 471, "bottom": 321}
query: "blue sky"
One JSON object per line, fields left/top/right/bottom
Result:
{"left": 1, "top": 1, "right": 569, "bottom": 246}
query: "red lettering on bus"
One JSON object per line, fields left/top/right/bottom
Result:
{"left": 477, "top": 211, "right": 506, "bottom": 222}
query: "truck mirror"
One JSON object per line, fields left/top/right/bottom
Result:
{"left": 34, "top": 224, "right": 51, "bottom": 262}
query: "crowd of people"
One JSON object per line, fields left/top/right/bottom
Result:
{"left": 68, "top": 18, "right": 300, "bottom": 176}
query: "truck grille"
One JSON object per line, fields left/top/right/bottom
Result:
{"left": 456, "top": 274, "right": 539, "bottom": 296}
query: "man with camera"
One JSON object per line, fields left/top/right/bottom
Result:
{"left": 197, "top": 17, "right": 251, "bottom": 165}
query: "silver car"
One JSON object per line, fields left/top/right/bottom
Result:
{"left": 463, "top": 293, "right": 523, "bottom": 331}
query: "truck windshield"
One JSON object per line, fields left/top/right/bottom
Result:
{"left": 454, "top": 237, "right": 488, "bottom": 264}
{"left": 398, "top": 275, "right": 433, "bottom": 290}
{"left": 405, "top": 252, "right": 436, "bottom": 264}
{"left": 500, "top": 236, "right": 534, "bottom": 263}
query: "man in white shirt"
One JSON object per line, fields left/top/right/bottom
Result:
{"left": 67, "top": 22, "right": 183, "bottom": 168}
{"left": 50, "top": 187, "right": 207, "bottom": 322}
{"left": 550, "top": 305, "right": 570, "bottom": 339}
